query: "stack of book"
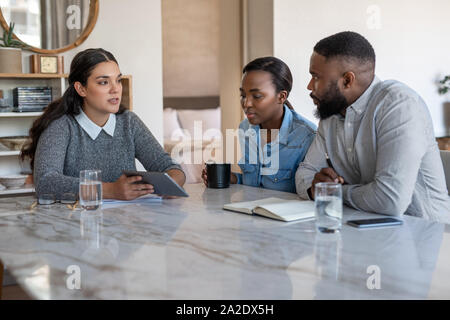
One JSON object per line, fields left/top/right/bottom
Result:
{"left": 13, "top": 87, "right": 52, "bottom": 112}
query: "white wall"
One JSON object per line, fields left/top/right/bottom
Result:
{"left": 274, "top": 0, "right": 450, "bottom": 137}
{"left": 61, "top": 0, "right": 164, "bottom": 143}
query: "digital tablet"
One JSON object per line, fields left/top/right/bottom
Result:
{"left": 123, "top": 170, "right": 189, "bottom": 197}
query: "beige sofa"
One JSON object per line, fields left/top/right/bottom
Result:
{"left": 163, "top": 107, "right": 221, "bottom": 183}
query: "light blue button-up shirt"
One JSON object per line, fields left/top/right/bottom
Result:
{"left": 235, "top": 105, "right": 316, "bottom": 193}
{"left": 296, "top": 76, "right": 450, "bottom": 223}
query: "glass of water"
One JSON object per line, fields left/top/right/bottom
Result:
{"left": 38, "top": 193, "right": 56, "bottom": 205}
{"left": 315, "top": 182, "right": 342, "bottom": 233}
{"left": 79, "top": 170, "right": 102, "bottom": 210}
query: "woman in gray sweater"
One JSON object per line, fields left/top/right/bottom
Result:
{"left": 21, "top": 48, "right": 185, "bottom": 200}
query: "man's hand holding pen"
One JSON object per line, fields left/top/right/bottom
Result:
{"left": 308, "top": 154, "right": 345, "bottom": 200}
{"left": 310, "top": 168, "right": 345, "bottom": 199}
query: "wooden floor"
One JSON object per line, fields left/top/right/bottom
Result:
{"left": 1, "top": 285, "right": 32, "bottom": 300}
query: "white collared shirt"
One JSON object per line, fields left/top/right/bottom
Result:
{"left": 75, "top": 110, "right": 116, "bottom": 140}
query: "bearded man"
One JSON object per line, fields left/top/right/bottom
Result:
{"left": 295, "top": 31, "right": 450, "bottom": 222}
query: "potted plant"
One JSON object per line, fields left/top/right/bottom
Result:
{"left": 437, "top": 75, "right": 450, "bottom": 149}
{"left": 0, "top": 22, "right": 27, "bottom": 73}
{"left": 439, "top": 76, "right": 450, "bottom": 95}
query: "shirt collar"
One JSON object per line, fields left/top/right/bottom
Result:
{"left": 249, "top": 104, "right": 292, "bottom": 145}
{"left": 278, "top": 104, "right": 292, "bottom": 145}
{"left": 75, "top": 110, "right": 116, "bottom": 140}
{"left": 349, "top": 75, "right": 381, "bottom": 115}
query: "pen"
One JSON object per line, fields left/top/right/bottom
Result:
{"left": 325, "top": 152, "right": 344, "bottom": 184}
{"left": 325, "top": 152, "right": 334, "bottom": 169}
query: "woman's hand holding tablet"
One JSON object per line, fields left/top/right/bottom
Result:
{"left": 123, "top": 171, "right": 189, "bottom": 197}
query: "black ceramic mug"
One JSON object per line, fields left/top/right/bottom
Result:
{"left": 206, "top": 163, "right": 231, "bottom": 188}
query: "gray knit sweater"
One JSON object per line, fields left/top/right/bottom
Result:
{"left": 34, "top": 110, "right": 182, "bottom": 198}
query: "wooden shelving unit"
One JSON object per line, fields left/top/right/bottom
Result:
{"left": 0, "top": 150, "right": 20, "bottom": 157}
{"left": 0, "top": 73, "right": 68, "bottom": 79}
{"left": 0, "top": 186, "right": 34, "bottom": 197}
{"left": 0, "top": 112, "right": 43, "bottom": 118}
{"left": 0, "top": 73, "right": 132, "bottom": 109}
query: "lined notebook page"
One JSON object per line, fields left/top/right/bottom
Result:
{"left": 254, "top": 201, "right": 315, "bottom": 221}
{"left": 223, "top": 197, "right": 287, "bottom": 214}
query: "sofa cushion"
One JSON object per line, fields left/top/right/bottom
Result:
{"left": 163, "top": 108, "right": 186, "bottom": 140}
{"left": 177, "top": 107, "right": 221, "bottom": 140}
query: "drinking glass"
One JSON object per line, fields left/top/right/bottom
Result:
{"left": 38, "top": 193, "right": 56, "bottom": 205}
{"left": 315, "top": 182, "right": 342, "bottom": 233}
{"left": 61, "top": 192, "right": 77, "bottom": 204}
{"left": 79, "top": 170, "right": 102, "bottom": 210}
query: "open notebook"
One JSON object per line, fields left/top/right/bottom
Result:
{"left": 223, "top": 197, "right": 315, "bottom": 222}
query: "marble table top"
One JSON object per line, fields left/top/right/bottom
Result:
{"left": 0, "top": 183, "right": 449, "bottom": 299}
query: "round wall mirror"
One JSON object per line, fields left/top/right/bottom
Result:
{"left": 0, "top": 0, "right": 99, "bottom": 54}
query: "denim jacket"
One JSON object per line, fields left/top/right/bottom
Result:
{"left": 235, "top": 105, "right": 317, "bottom": 193}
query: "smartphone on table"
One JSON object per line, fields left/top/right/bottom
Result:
{"left": 347, "top": 217, "right": 403, "bottom": 229}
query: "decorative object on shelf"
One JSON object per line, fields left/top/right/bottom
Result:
{"left": 19, "top": 158, "right": 32, "bottom": 175}
{"left": 0, "top": 101, "right": 9, "bottom": 112}
{"left": 439, "top": 76, "right": 450, "bottom": 95}
{"left": 0, "top": 136, "right": 29, "bottom": 151}
{"left": 0, "top": 174, "right": 27, "bottom": 189}
{"left": 0, "top": 0, "right": 99, "bottom": 54}
{"left": 24, "top": 174, "right": 33, "bottom": 185}
{"left": 13, "top": 87, "right": 52, "bottom": 112}
{"left": 30, "top": 54, "right": 64, "bottom": 74}
{"left": 0, "top": 89, "right": 11, "bottom": 112}
{"left": 0, "top": 22, "right": 27, "bottom": 73}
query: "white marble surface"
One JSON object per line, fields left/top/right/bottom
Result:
{"left": 0, "top": 183, "right": 449, "bottom": 299}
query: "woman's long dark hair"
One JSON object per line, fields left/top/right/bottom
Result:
{"left": 242, "top": 56, "right": 294, "bottom": 110}
{"left": 21, "top": 48, "right": 126, "bottom": 170}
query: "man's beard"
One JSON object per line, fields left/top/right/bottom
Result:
{"left": 312, "top": 81, "right": 348, "bottom": 120}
